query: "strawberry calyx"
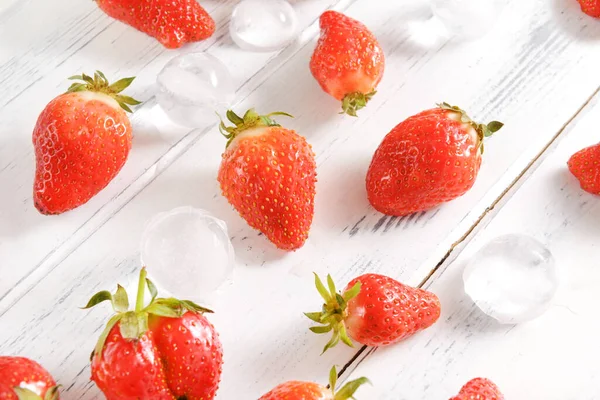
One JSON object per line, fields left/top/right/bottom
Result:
{"left": 438, "top": 102, "right": 503, "bottom": 153}
{"left": 13, "top": 385, "right": 60, "bottom": 400}
{"left": 328, "top": 366, "right": 370, "bottom": 400}
{"left": 82, "top": 268, "right": 212, "bottom": 360}
{"left": 218, "top": 109, "right": 293, "bottom": 147}
{"left": 341, "top": 90, "right": 376, "bottom": 117}
{"left": 304, "top": 273, "right": 361, "bottom": 353}
{"left": 67, "top": 70, "right": 142, "bottom": 113}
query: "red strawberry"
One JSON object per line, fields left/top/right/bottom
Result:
{"left": 310, "top": 10, "right": 385, "bottom": 116}
{"left": 578, "top": 0, "right": 600, "bottom": 17}
{"left": 0, "top": 357, "right": 60, "bottom": 400}
{"left": 306, "top": 273, "right": 440, "bottom": 351}
{"left": 96, "top": 0, "right": 215, "bottom": 49}
{"left": 84, "top": 268, "right": 223, "bottom": 400}
{"left": 259, "top": 366, "right": 369, "bottom": 400}
{"left": 568, "top": 143, "right": 600, "bottom": 195}
{"left": 450, "top": 378, "right": 504, "bottom": 400}
{"left": 366, "top": 103, "right": 503, "bottom": 216}
{"left": 217, "top": 109, "right": 317, "bottom": 251}
{"left": 33, "top": 71, "right": 140, "bottom": 215}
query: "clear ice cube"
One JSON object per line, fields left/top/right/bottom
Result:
{"left": 230, "top": 0, "right": 299, "bottom": 52}
{"left": 156, "top": 53, "right": 235, "bottom": 128}
{"left": 140, "top": 207, "right": 235, "bottom": 301}
{"left": 463, "top": 234, "right": 559, "bottom": 324}
{"left": 429, "top": 0, "right": 505, "bottom": 39}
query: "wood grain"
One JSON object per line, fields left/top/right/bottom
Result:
{"left": 0, "top": 0, "right": 345, "bottom": 302}
{"left": 340, "top": 88, "right": 600, "bottom": 400}
{"left": 1, "top": 0, "right": 599, "bottom": 398}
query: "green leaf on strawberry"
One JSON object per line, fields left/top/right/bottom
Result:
{"left": 12, "top": 386, "right": 60, "bottom": 400}
{"left": 83, "top": 268, "right": 213, "bottom": 360}
{"left": 258, "top": 365, "right": 370, "bottom": 400}
{"left": 307, "top": 273, "right": 441, "bottom": 351}
{"left": 217, "top": 107, "right": 316, "bottom": 251}
{"left": 304, "top": 273, "right": 360, "bottom": 354}
{"left": 329, "top": 366, "right": 370, "bottom": 400}
{"left": 341, "top": 90, "right": 376, "bottom": 117}
{"left": 310, "top": 11, "right": 384, "bottom": 117}
{"left": 67, "top": 71, "right": 141, "bottom": 113}
{"left": 218, "top": 108, "right": 293, "bottom": 147}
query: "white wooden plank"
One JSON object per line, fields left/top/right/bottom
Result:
{"left": 1, "top": 0, "right": 600, "bottom": 399}
{"left": 0, "top": 0, "right": 344, "bottom": 299}
{"left": 341, "top": 89, "right": 600, "bottom": 399}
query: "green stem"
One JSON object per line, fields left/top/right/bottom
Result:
{"left": 135, "top": 268, "right": 147, "bottom": 313}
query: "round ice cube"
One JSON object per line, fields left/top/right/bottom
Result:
{"left": 156, "top": 53, "right": 235, "bottom": 128}
{"left": 429, "top": 0, "right": 505, "bottom": 39}
{"left": 140, "top": 207, "right": 235, "bottom": 301}
{"left": 230, "top": 0, "right": 299, "bottom": 52}
{"left": 463, "top": 234, "right": 559, "bottom": 324}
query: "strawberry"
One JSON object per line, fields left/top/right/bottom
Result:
{"left": 366, "top": 103, "right": 503, "bottom": 216}
{"left": 84, "top": 268, "right": 223, "bottom": 400}
{"left": 259, "top": 366, "right": 369, "bottom": 400}
{"left": 217, "top": 109, "right": 317, "bottom": 251}
{"left": 0, "top": 357, "right": 60, "bottom": 400}
{"left": 567, "top": 143, "right": 600, "bottom": 195}
{"left": 310, "top": 10, "right": 385, "bottom": 116}
{"left": 96, "top": 0, "right": 215, "bottom": 49}
{"left": 450, "top": 378, "right": 504, "bottom": 400}
{"left": 32, "top": 71, "right": 140, "bottom": 215}
{"left": 306, "top": 273, "right": 440, "bottom": 351}
{"left": 578, "top": 0, "right": 600, "bottom": 17}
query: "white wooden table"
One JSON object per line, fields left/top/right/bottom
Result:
{"left": 1, "top": 0, "right": 599, "bottom": 398}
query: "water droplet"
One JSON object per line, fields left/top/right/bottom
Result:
{"left": 230, "top": 0, "right": 299, "bottom": 52}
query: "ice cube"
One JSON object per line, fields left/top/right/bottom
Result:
{"left": 429, "top": 0, "right": 505, "bottom": 39}
{"left": 463, "top": 234, "right": 559, "bottom": 324}
{"left": 230, "top": 0, "right": 299, "bottom": 52}
{"left": 140, "top": 207, "right": 235, "bottom": 302}
{"left": 156, "top": 53, "right": 235, "bottom": 128}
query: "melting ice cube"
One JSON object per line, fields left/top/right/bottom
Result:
{"left": 463, "top": 234, "right": 559, "bottom": 324}
{"left": 156, "top": 53, "right": 235, "bottom": 128}
{"left": 230, "top": 0, "right": 299, "bottom": 52}
{"left": 141, "top": 207, "right": 235, "bottom": 301}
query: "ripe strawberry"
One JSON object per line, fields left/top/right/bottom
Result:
{"left": 450, "top": 378, "right": 504, "bottom": 400}
{"left": 0, "top": 357, "right": 60, "bottom": 400}
{"left": 310, "top": 10, "right": 384, "bottom": 116}
{"left": 217, "top": 109, "right": 317, "bottom": 251}
{"left": 259, "top": 366, "right": 369, "bottom": 400}
{"left": 96, "top": 0, "right": 215, "bottom": 49}
{"left": 33, "top": 71, "right": 140, "bottom": 215}
{"left": 578, "top": 0, "right": 600, "bottom": 17}
{"left": 366, "top": 103, "right": 503, "bottom": 216}
{"left": 567, "top": 143, "right": 600, "bottom": 195}
{"left": 84, "top": 268, "right": 223, "bottom": 400}
{"left": 306, "top": 273, "right": 440, "bottom": 351}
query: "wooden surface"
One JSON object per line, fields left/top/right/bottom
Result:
{"left": 1, "top": 0, "right": 599, "bottom": 398}
{"left": 341, "top": 85, "right": 600, "bottom": 400}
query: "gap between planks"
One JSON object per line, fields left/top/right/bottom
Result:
{"left": 336, "top": 84, "right": 600, "bottom": 384}
{"left": 0, "top": 0, "right": 358, "bottom": 317}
